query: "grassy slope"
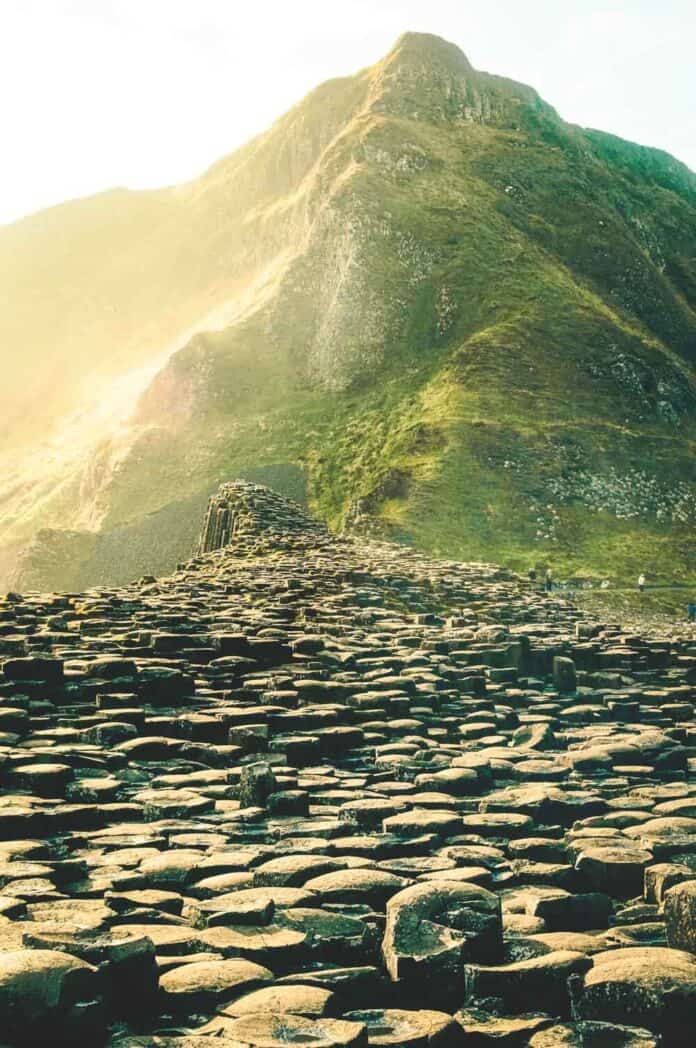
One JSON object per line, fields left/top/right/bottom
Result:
{"left": 9, "top": 34, "right": 696, "bottom": 589}
{"left": 97, "top": 41, "right": 696, "bottom": 585}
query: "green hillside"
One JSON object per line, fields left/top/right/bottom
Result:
{"left": 6, "top": 33, "right": 696, "bottom": 590}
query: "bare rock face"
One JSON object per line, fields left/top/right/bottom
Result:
{"left": 0, "top": 483, "right": 694, "bottom": 1046}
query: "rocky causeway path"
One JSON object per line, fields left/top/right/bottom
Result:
{"left": 0, "top": 481, "right": 695, "bottom": 1046}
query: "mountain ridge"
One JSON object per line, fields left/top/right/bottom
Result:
{"left": 3, "top": 31, "right": 695, "bottom": 590}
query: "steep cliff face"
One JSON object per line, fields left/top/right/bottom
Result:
{"left": 4, "top": 32, "right": 696, "bottom": 589}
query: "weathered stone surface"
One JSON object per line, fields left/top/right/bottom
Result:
{"left": 644, "top": 863, "right": 693, "bottom": 905}
{"left": 19, "top": 927, "right": 159, "bottom": 1016}
{"left": 345, "top": 1008, "right": 461, "bottom": 1046}
{"left": 0, "top": 948, "right": 105, "bottom": 1043}
{"left": 305, "top": 869, "right": 409, "bottom": 909}
{"left": 573, "top": 947, "right": 696, "bottom": 1045}
{"left": 466, "top": 949, "right": 592, "bottom": 1018}
{"left": 574, "top": 845, "right": 653, "bottom": 898}
{"left": 456, "top": 1008, "right": 553, "bottom": 1044}
{"left": 159, "top": 957, "right": 273, "bottom": 1011}
{"left": 553, "top": 656, "right": 577, "bottom": 693}
{"left": 382, "top": 881, "right": 501, "bottom": 1005}
{"left": 238, "top": 763, "right": 278, "bottom": 809}
{"left": 219, "top": 982, "right": 335, "bottom": 1017}
{"left": 663, "top": 879, "right": 696, "bottom": 953}
{"left": 0, "top": 482, "right": 693, "bottom": 1045}
{"left": 529, "top": 1021, "right": 660, "bottom": 1047}
{"left": 202, "top": 1014, "right": 367, "bottom": 1047}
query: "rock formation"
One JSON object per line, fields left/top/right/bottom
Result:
{"left": 0, "top": 483, "right": 694, "bottom": 1045}
{"left": 198, "top": 481, "right": 327, "bottom": 555}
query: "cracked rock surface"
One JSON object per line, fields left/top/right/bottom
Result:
{"left": 0, "top": 482, "right": 694, "bottom": 1046}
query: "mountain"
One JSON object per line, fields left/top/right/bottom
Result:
{"left": 4, "top": 32, "right": 696, "bottom": 590}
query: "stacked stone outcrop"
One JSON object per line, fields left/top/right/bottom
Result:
{"left": 198, "top": 480, "right": 327, "bottom": 555}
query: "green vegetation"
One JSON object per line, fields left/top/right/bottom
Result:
{"left": 4, "top": 32, "right": 696, "bottom": 591}
{"left": 575, "top": 585, "right": 696, "bottom": 634}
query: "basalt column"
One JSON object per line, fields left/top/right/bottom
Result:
{"left": 197, "top": 479, "right": 327, "bottom": 554}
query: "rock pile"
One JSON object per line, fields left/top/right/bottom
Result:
{"left": 0, "top": 482, "right": 694, "bottom": 1046}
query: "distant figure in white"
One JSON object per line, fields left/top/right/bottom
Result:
{"left": 637, "top": 573, "right": 646, "bottom": 594}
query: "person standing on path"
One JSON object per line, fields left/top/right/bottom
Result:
{"left": 637, "top": 573, "right": 646, "bottom": 594}
{"left": 545, "top": 569, "right": 553, "bottom": 594}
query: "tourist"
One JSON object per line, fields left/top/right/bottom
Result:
{"left": 638, "top": 573, "right": 646, "bottom": 594}
{"left": 545, "top": 569, "right": 553, "bottom": 593}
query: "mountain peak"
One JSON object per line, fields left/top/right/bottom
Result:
{"left": 374, "top": 31, "right": 512, "bottom": 127}
{"left": 386, "top": 31, "right": 473, "bottom": 74}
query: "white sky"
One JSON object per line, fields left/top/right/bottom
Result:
{"left": 1, "top": 0, "right": 694, "bottom": 225}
